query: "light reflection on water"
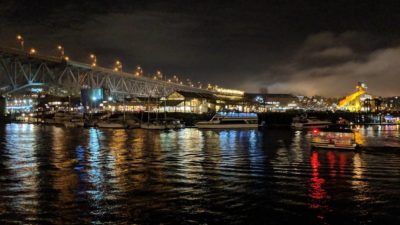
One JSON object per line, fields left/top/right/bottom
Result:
{"left": 0, "top": 124, "right": 399, "bottom": 224}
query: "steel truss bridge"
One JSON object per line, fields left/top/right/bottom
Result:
{"left": 0, "top": 46, "right": 212, "bottom": 100}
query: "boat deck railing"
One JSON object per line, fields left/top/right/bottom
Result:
{"left": 215, "top": 112, "right": 258, "bottom": 118}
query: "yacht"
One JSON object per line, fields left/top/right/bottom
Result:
{"left": 195, "top": 112, "right": 259, "bottom": 129}
{"left": 311, "top": 125, "right": 357, "bottom": 150}
{"left": 291, "top": 115, "right": 331, "bottom": 129}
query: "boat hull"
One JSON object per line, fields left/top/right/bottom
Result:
{"left": 140, "top": 123, "right": 167, "bottom": 130}
{"left": 64, "top": 121, "right": 84, "bottom": 128}
{"left": 311, "top": 142, "right": 357, "bottom": 150}
{"left": 97, "top": 123, "right": 127, "bottom": 129}
{"left": 196, "top": 123, "right": 258, "bottom": 129}
{"left": 292, "top": 123, "right": 331, "bottom": 129}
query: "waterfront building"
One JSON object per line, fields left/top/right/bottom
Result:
{"left": 163, "top": 91, "right": 216, "bottom": 113}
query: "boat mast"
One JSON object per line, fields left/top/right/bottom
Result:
{"left": 147, "top": 94, "right": 150, "bottom": 124}
{"left": 164, "top": 76, "right": 167, "bottom": 121}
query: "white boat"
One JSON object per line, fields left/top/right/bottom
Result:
{"left": 291, "top": 115, "right": 331, "bottom": 129}
{"left": 195, "top": 112, "right": 259, "bottom": 129}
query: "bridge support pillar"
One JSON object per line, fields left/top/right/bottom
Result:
{"left": 0, "top": 96, "right": 5, "bottom": 121}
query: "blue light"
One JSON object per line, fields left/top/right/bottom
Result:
{"left": 92, "top": 96, "right": 97, "bottom": 101}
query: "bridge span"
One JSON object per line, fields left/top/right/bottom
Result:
{"left": 0, "top": 46, "right": 213, "bottom": 100}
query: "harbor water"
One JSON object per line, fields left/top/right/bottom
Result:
{"left": 0, "top": 124, "right": 399, "bottom": 224}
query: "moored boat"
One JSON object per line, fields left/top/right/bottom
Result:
{"left": 311, "top": 125, "right": 357, "bottom": 150}
{"left": 291, "top": 115, "right": 331, "bottom": 129}
{"left": 165, "top": 118, "right": 185, "bottom": 129}
{"left": 195, "top": 112, "right": 259, "bottom": 129}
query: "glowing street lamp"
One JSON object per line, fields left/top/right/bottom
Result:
{"left": 16, "top": 35, "right": 24, "bottom": 50}
{"left": 57, "top": 45, "right": 64, "bottom": 58}
{"left": 114, "top": 60, "right": 122, "bottom": 71}
{"left": 172, "top": 75, "right": 180, "bottom": 83}
{"left": 134, "top": 65, "right": 143, "bottom": 76}
{"left": 90, "top": 54, "right": 97, "bottom": 67}
{"left": 156, "top": 70, "right": 163, "bottom": 79}
{"left": 29, "top": 48, "right": 37, "bottom": 55}
{"left": 63, "top": 56, "right": 70, "bottom": 61}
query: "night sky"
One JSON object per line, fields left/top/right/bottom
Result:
{"left": 1, "top": 0, "right": 400, "bottom": 97}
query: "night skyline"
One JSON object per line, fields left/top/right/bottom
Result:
{"left": 1, "top": 0, "right": 400, "bottom": 96}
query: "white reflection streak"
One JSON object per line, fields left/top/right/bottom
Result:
{"left": 4, "top": 124, "right": 39, "bottom": 220}
{"left": 87, "top": 128, "right": 105, "bottom": 202}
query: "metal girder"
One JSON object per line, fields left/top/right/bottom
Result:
{"left": 0, "top": 47, "right": 213, "bottom": 98}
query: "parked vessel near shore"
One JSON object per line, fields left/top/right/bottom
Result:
{"left": 291, "top": 115, "right": 331, "bottom": 129}
{"left": 43, "top": 111, "right": 84, "bottom": 127}
{"left": 195, "top": 112, "right": 259, "bottom": 129}
{"left": 96, "top": 114, "right": 140, "bottom": 129}
{"left": 64, "top": 118, "right": 84, "bottom": 128}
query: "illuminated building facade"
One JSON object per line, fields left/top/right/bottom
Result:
{"left": 164, "top": 91, "right": 216, "bottom": 113}
{"left": 244, "top": 93, "right": 299, "bottom": 112}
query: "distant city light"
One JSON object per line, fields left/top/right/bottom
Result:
{"left": 216, "top": 88, "right": 244, "bottom": 96}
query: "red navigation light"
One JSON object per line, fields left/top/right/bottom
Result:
{"left": 312, "top": 128, "right": 319, "bottom": 134}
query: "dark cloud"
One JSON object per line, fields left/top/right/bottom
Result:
{"left": 0, "top": 0, "right": 400, "bottom": 96}
{"left": 264, "top": 32, "right": 400, "bottom": 97}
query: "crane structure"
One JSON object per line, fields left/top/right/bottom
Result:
{"left": 338, "top": 82, "right": 367, "bottom": 112}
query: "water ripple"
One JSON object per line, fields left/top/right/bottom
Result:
{"left": 0, "top": 124, "right": 399, "bottom": 224}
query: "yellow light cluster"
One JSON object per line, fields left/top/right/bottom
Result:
{"left": 216, "top": 88, "right": 244, "bottom": 96}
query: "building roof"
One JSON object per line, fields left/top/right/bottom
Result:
{"left": 173, "top": 91, "right": 216, "bottom": 99}
{"left": 245, "top": 93, "right": 296, "bottom": 98}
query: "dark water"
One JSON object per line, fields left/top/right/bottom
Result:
{"left": 0, "top": 124, "right": 399, "bottom": 225}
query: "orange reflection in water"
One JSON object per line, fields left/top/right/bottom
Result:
{"left": 353, "top": 128, "right": 365, "bottom": 146}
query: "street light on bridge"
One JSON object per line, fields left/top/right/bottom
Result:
{"left": 57, "top": 45, "right": 65, "bottom": 58}
{"left": 29, "top": 48, "right": 37, "bottom": 55}
{"left": 16, "top": 35, "right": 24, "bottom": 50}
{"left": 134, "top": 65, "right": 143, "bottom": 76}
{"left": 114, "top": 60, "right": 122, "bottom": 72}
{"left": 172, "top": 75, "right": 179, "bottom": 83}
{"left": 156, "top": 70, "right": 163, "bottom": 79}
{"left": 90, "top": 54, "right": 97, "bottom": 67}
